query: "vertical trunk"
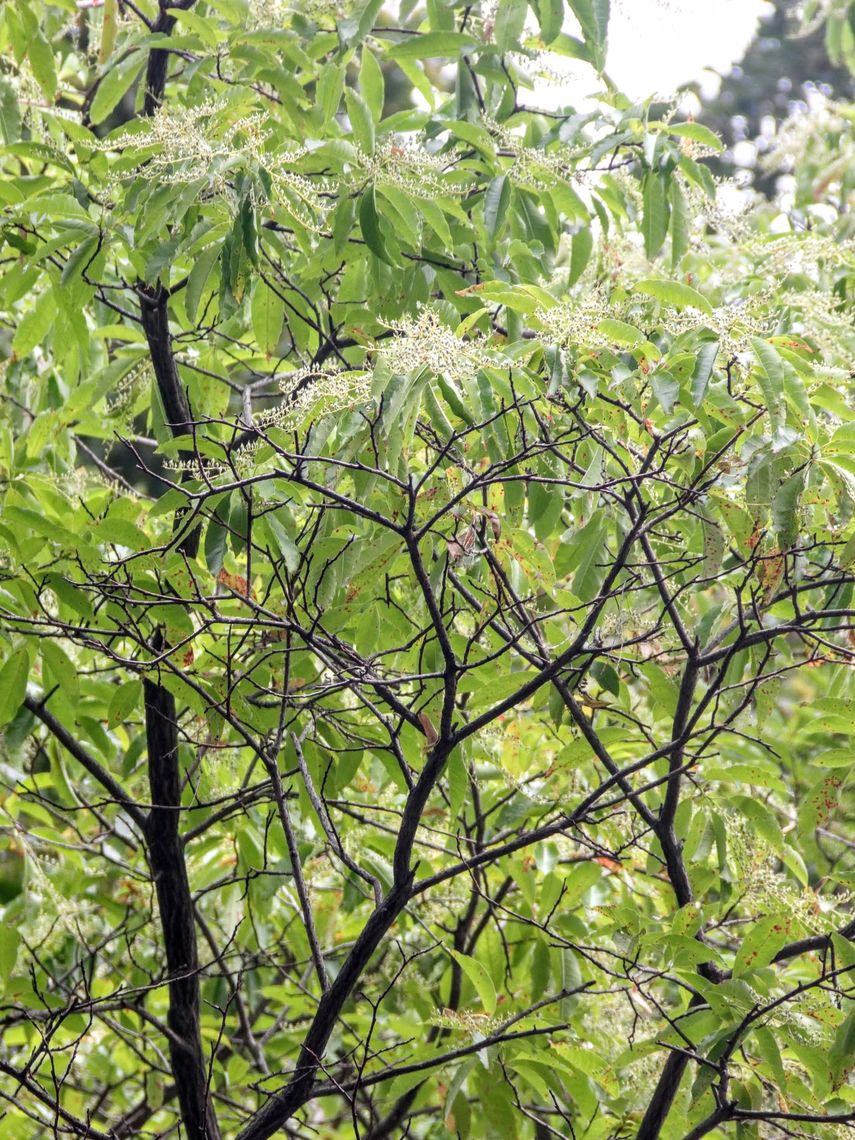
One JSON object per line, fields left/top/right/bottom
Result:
{"left": 144, "top": 675, "right": 220, "bottom": 1139}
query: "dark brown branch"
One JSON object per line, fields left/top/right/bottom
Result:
{"left": 143, "top": 671, "right": 221, "bottom": 1139}
{"left": 24, "top": 694, "right": 147, "bottom": 832}
{"left": 143, "top": 0, "right": 198, "bottom": 115}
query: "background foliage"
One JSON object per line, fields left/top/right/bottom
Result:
{"left": 2, "top": 1, "right": 855, "bottom": 1138}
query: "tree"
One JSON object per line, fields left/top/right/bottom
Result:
{"left": 1, "top": 1, "right": 855, "bottom": 1138}
{"left": 697, "top": 0, "right": 855, "bottom": 196}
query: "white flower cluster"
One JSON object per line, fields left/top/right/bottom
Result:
{"left": 486, "top": 117, "right": 584, "bottom": 193}
{"left": 246, "top": 0, "right": 352, "bottom": 24}
{"left": 244, "top": 0, "right": 294, "bottom": 28}
{"left": 687, "top": 178, "right": 755, "bottom": 246}
{"left": 430, "top": 1008, "right": 505, "bottom": 1035}
{"left": 779, "top": 283, "right": 855, "bottom": 365}
{"left": 381, "top": 308, "right": 491, "bottom": 384}
{"left": 759, "top": 101, "right": 846, "bottom": 175}
{"left": 355, "top": 138, "right": 451, "bottom": 199}
{"left": 256, "top": 366, "right": 372, "bottom": 431}
{"left": 789, "top": 0, "right": 844, "bottom": 39}
{"left": 107, "top": 357, "right": 153, "bottom": 425}
{"left": 535, "top": 286, "right": 631, "bottom": 351}
{"left": 744, "top": 229, "right": 855, "bottom": 283}
{"left": 667, "top": 297, "right": 774, "bottom": 359}
{"left": 102, "top": 100, "right": 323, "bottom": 221}
{"left": 727, "top": 814, "right": 845, "bottom": 937}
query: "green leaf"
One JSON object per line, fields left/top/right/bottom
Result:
{"left": 27, "top": 32, "right": 57, "bottom": 101}
{"left": 568, "top": 226, "right": 593, "bottom": 286}
{"left": 387, "top": 32, "right": 479, "bottom": 60}
{"left": 61, "top": 236, "right": 99, "bottom": 287}
{"left": 0, "top": 928, "right": 19, "bottom": 982}
{"left": 12, "top": 290, "right": 54, "bottom": 357}
{"left": 89, "top": 50, "right": 145, "bottom": 125}
{"left": 597, "top": 318, "right": 644, "bottom": 347}
{"left": 642, "top": 171, "right": 670, "bottom": 260}
{"left": 701, "top": 512, "right": 725, "bottom": 576}
{"left": 41, "top": 641, "right": 78, "bottom": 699}
{"left": 535, "top": 0, "right": 564, "bottom": 44}
{"left": 829, "top": 1005, "right": 855, "bottom": 1088}
{"left": 317, "top": 61, "right": 345, "bottom": 124}
{"left": 165, "top": 6, "right": 222, "bottom": 49}
{"left": 260, "top": 512, "right": 301, "bottom": 574}
{"left": 772, "top": 470, "right": 804, "bottom": 549}
{"left": 666, "top": 122, "right": 723, "bottom": 151}
{"left": 91, "top": 518, "right": 151, "bottom": 549}
{"left": 751, "top": 338, "right": 785, "bottom": 431}
{"left": 635, "top": 278, "right": 713, "bottom": 316}
{"left": 108, "top": 680, "right": 142, "bottom": 729}
{"left": 733, "top": 917, "right": 790, "bottom": 977}
{"left": 690, "top": 340, "right": 719, "bottom": 406}
{"left": 670, "top": 177, "right": 689, "bottom": 268}
{"left": 484, "top": 174, "right": 511, "bottom": 238}
{"left": 0, "top": 649, "right": 29, "bottom": 727}
{"left": 144, "top": 237, "right": 179, "bottom": 285}
{"left": 359, "top": 184, "right": 393, "bottom": 263}
{"left": 204, "top": 520, "right": 228, "bottom": 576}
{"left": 251, "top": 280, "right": 285, "bottom": 357}
{"left": 344, "top": 88, "right": 375, "bottom": 155}
{"left": 185, "top": 240, "right": 222, "bottom": 324}
{"left": 568, "top": 0, "right": 610, "bottom": 69}
{"left": 338, "top": 0, "right": 384, "bottom": 51}
{"left": 0, "top": 76, "right": 22, "bottom": 144}
{"left": 359, "top": 48, "right": 385, "bottom": 121}
{"left": 448, "top": 949, "right": 497, "bottom": 1015}
{"left": 494, "top": 0, "right": 529, "bottom": 52}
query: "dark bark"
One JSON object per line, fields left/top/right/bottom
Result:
{"left": 139, "top": 26, "right": 214, "bottom": 1114}
{"left": 143, "top": 0, "right": 197, "bottom": 115}
{"left": 24, "top": 695, "right": 147, "bottom": 833}
{"left": 144, "top": 673, "right": 220, "bottom": 1139}
{"left": 139, "top": 285, "right": 200, "bottom": 559}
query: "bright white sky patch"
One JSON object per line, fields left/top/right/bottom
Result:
{"left": 530, "top": 0, "right": 776, "bottom": 108}
{"left": 606, "top": 0, "right": 774, "bottom": 98}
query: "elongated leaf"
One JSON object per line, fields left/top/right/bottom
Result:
{"left": 449, "top": 949, "right": 497, "bottom": 1015}
{"left": 359, "top": 48, "right": 384, "bottom": 121}
{"left": 568, "top": 0, "right": 610, "bottom": 69}
{"left": 494, "top": 0, "right": 528, "bottom": 51}
{"left": 568, "top": 225, "right": 593, "bottom": 286}
{"left": 27, "top": 32, "right": 57, "bottom": 101}
{"left": 670, "top": 177, "right": 689, "bottom": 267}
{"left": 338, "top": 0, "right": 384, "bottom": 50}
{"left": 251, "top": 280, "right": 285, "bottom": 357}
{"left": 261, "top": 512, "right": 301, "bottom": 574}
{"left": 751, "top": 338, "right": 785, "bottom": 431}
{"left": 829, "top": 1005, "right": 855, "bottom": 1088}
{"left": 636, "top": 278, "right": 713, "bottom": 316}
{"left": 0, "top": 649, "right": 28, "bottom": 727}
{"left": 387, "top": 32, "right": 479, "bottom": 60}
{"left": 12, "top": 290, "right": 54, "bottom": 356}
{"left": 89, "top": 50, "right": 145, "bottom": 125}
{"left": 484, "top": 174, "right": 511, "bottom": 237}
{"left": 642, "top": 170, "right": 670, "bottom": 260}
{"left": 691, "top": 339, "right": 719, "bottom": 406}
{"left": 536, "top": 0, "right": 564, "bottom": 43}
{"left": 359, "top": 184, "right": 393, "bottom": 264}
{"left": 667, "top": 122, "right": 723, "bottom": 151}
{"left": 772, "top": 470, "right": 804, "bottom": 549}
{"left": 344, "top": 88, "right": 375, "bottom": 156}
{"left": 185, "top": 240, "right": 222, "bottom": 324}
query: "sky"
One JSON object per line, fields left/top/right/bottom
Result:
{"left": 572, "top": 0, "right": 775, "bottom": 100}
